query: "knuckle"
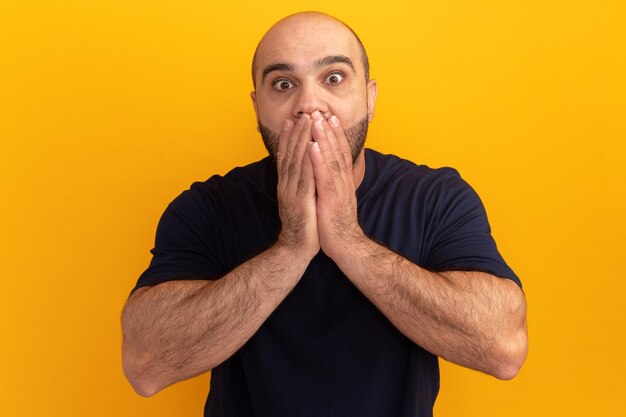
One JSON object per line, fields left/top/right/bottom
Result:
{"left": 296, "top": 179, "right": 308, "bottom": 197}
{"left": 280, "top": 153, "right": 292, "bottom": 176}
{"left": 288, "top": 160, "right": 298, "bottom": 176}
{"left": 324, "top": 178, "right": 336, "bottom": 192}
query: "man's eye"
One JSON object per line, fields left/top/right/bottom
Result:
{"left": 325, "top": 73, "right": 344, "bottom": 84}
{"left": 273, "top": 79, "right": 295, "bottom": 91}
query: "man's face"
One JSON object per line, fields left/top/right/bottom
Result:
{"left": 251, "top": 13, "right": 377, "bottom": 162}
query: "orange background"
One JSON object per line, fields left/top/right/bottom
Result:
{"left": 1, "top": 1, "right": 625, "bottom": 416}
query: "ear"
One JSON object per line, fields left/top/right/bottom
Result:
{"left": 366, "top": 79, "right": 378, "bottom": 123}
{"left": 250, "top": 91, "right": 260, "bottom": 131}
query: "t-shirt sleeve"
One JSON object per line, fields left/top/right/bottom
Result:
{"left": 132, "top": 183, "right": 227, "bottom": 293}
{"left": 424, "top": 169, "right": 521, "bottom": 288}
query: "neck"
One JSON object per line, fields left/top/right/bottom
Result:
{"left": 352, "top": 149, "right": 366, "bottom": 188}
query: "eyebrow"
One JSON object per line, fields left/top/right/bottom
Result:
{"left": 316, "top": 55, "right": 355, "bottom": 71}
{"left": 261, "top": 63, "right": 293, "bottom": 84}
{"left": 260, "top": 55, "right": 355, "bottom": 85}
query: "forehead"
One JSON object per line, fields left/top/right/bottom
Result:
{"left": 256, "top": 15, "right": 361, "bottom": 73}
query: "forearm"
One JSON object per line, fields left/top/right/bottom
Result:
{"left": 122, "top": 115, "right": 321, "bottom": 396}
{"left": 335, "top": 233, "right": 527, "bottom": 379}
{"left": 122, "top": 242, "right": 310, "bottom": 396}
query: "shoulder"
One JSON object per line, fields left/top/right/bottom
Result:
{"left": 168, "top": 157, "right": 276, "bottom": 215}
{"left": 363, "top": 149, "right": 471, "bottom": 201}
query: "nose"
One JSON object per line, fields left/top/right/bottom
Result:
{"left": 292, "top": 80, "right": 329, "bottom": 119}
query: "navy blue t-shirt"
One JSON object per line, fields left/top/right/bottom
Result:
{"left": 134, "top": 149, "right": 520, "bottom": 417}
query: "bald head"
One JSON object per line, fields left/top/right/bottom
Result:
{"left": 251, "top": 12, "right": 370, "bottom": 89}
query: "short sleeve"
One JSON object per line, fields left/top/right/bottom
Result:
{"left": 132, "top": 182, "right": 228, "bottom": 292}
{"left": 425, "top": 169, "right": 521, "bottom": 287}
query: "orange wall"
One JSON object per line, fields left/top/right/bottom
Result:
{"left": 1, "top": 1, "right": 625, "bottom": 416}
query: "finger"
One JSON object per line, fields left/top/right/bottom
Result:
{"left": 285, "top": 118, "right": 312, "bottom": 196}
{"left": 308, "top": 140, "right": 327, "bottom": 185}
{"left": 310, "top": 137, "right": 342, "bottom": 202}
{"left": 311, "top": 114, "right": 343, "bottom": 175}
{"left": 313, "top": 112, "right": 340, "bottom": 155}
{"left": 276, "top": 118, "right": 294, "bottom": 166}
{"left": 328, "top": 115, "right": 352, "bottom": 169}
{"left": 298, "top": 146, "right": 315, "bottom": 198}
{"left": 288, "top": 114, "right": 310, "bottom": 158}
{"left": 280, "top": 115, "right": 309, "bottom": 178}
{"left": 291, "top": 117, "right": 313, "bottom": 177}
{"left": 276, "top": 119, "right": 295, "bottom": 178}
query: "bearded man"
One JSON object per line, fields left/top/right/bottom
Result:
{"left": 122, "top": 11, "right": 527, "bottom": 417}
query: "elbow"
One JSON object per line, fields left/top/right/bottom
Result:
{"left": 132, "top": 383, "right": 160, "bottom": 398}
{"left": 122, "top": 338, "right": 163, "bottom": 397}
{"left": 492, "top": 354, "right": 525, "bottom": 381}
{"left": 121, "top": 288, "right": 164, "bottom": 397}
{"left": 127, "top": 377, "right": 160, "bottom": 398}
{"left": 491, "top": 281, "right": 528, "bottom": 380}
{"left": 492, "top": 326, "right": 528, "bottom": 380}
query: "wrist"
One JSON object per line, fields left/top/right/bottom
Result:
{"left": 272, "top": 237, "right": 318, "bottom": 266}
{"left": 324, "top": 226, "right": 369, "bottom": 266}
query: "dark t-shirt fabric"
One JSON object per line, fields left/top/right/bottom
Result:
{"left": 134, "top": 149, "right": 520, "bottom": 417}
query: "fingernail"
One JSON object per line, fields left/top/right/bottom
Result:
{"left": 283, "top": 119, "right": 293, "bottom": 130}
{"left": 312, "top": 110, "right": 323, "bottom": 120}
{"left": 315, "top": 119, "right": 324, "bottom": 131}
{"left": 312, "top": 141, "right": 320, "bottom": 152}
{"left": 329, "top": 115, "right": 339, "bottom": 127}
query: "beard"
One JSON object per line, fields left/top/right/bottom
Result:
{"left": 259, "top": 116, "right": 369, "bottom": 164}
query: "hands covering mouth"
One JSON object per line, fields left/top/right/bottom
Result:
{"left": 275, "top": 110, "right": 366, "bottom": 263}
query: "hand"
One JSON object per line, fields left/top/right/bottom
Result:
{"left": 275, "top": 114, "right": 320, "bottom": 260}
{"left": 309, "top": 111, "right": 365, "bottom": 262}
